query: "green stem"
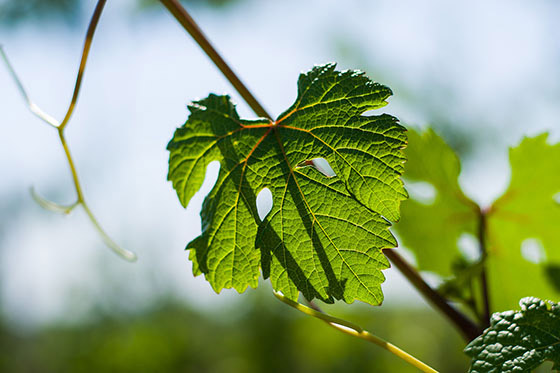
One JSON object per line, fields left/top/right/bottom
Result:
{"left": 58, "top": 130, "right": 85, "bottom": 202}
{"left": 274, "top": 291, "right": 440, "bottom": 373}
{"left": 158, "top": 0, "right": 272, "bottom": 120}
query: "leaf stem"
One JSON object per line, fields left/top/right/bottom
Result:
{"left": 158, "top": 0, "right": 272, "bottom": 120}
{"left": 477, "top": 209, "right": 491, "bottom": 327}
{"left": 274, "top": 291, "right": 440, "bottom": 373}
{"left": 1, "top": 0, "right": 136, "bottom": 261}
{"left": 383, "top": 249, "right": 482, "bottom": 341}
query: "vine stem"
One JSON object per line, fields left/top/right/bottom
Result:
{"left": 274, "top": 291, "right": 439, "bottom": 373}
{"left": 384, "top": 249, "right": 482, "bottom": 341}
{"left": 1, "top": 0, "right": 136, "bottom": 261}
{"left": 158, "top": 0, "right": 483, "bottom": 342}
{"left": 159, "top": 0, "right": 272, "bottom": 120}
{"left": 477, "top": 209, "right": 491, "bottom": 327}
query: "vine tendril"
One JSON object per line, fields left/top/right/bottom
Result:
{"left": 1, "top": 0, "right": 137, "bottom": 262}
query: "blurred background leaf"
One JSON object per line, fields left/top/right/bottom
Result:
{"left": 0, "top": 0, "right": 242, "bottom": 26}
{"left": 0, "top": 0, "right": 82, "bottom": 26}
{"left": 395, "top": 128, "right": 479, "bottom": 277}
{"left": 487, "top": 135, "right": 560, "bottom": 311}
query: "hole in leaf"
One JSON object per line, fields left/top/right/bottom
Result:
{"left": 190, "top": 161, "right": 220, "bottom": 209}
{"left": 200, "top": 161, "right": 220, "bottom": 192}
{"left": 296, "top": 158, "right": 336, "bottom": 178}
{"left": 554, "top": 192, "right": 560, "bottom": 204}
{"left": 405, "top": 181, "right": 437, "bottom": 205}
{"left": 457, "top": 233, "right": 480, "bottom": 262}
{"left": 520, "top": 238, "right": 547, "bottom": 264}
{"left": 256, "top": 188, "right": 273, "bottom": 221}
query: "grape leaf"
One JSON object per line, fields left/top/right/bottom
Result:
{"left": 465, "top": 297, "right": 560, "bottom": 373}
{"left": 167, "top": 63, "right": 407, "bottom": 305}
{"left": 486, "top": 134, "right": 560, "bottom": 311}
{"left": 395, "top": 128, "right": 479, "bottom": 276}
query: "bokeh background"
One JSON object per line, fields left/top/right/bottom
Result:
{"left": 1, "top": 0, "right": 559, "bottom": 371}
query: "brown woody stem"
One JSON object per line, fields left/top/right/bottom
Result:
{"left": 158, "top": 0, "right": 272, "bottom": 120}
{"left": 383, "top": 249, "right": 482, "bottom": 341}
{"left": 477, "top": 210, "right": 491, "bottom": 327}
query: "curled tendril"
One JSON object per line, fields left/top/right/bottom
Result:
{"left": 30, "top": 187, "right": 78, "bottom": 214}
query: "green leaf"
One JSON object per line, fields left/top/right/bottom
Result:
{"left": 465, "top": 297, "right": 560, "bottom": 373}
{"left": 487, "top": 134, "right": 560, "bottom": 311}
{"left": 395, "top": 128, "right": 479, "bottom": 277}
{"left": 167, "top": 63, "right": 407, "bottom": 305}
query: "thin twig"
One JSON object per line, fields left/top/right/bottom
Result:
{"left": 477, "top": 209, "right": 491, "bottom": 327}
{"left": 158, "top": 0, "right": 272, "bottom": 120}
{"left": 275, "top": 291, "right": 439, "bottom": 373}
{"left": 1, "top": 0, "right": 137, "bottom": 262}
{"left": 383, "top": 249, "right": 482, "bottom": 341}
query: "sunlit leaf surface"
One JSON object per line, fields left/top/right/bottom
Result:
{"left": 487, "top": 134, "right": 560, "bottom": 311}
{"left": 465, "top": 297, "right": 560, "bottom": 372}
{"left": 168, "top": 64, "right": 407, "bottom": 305}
